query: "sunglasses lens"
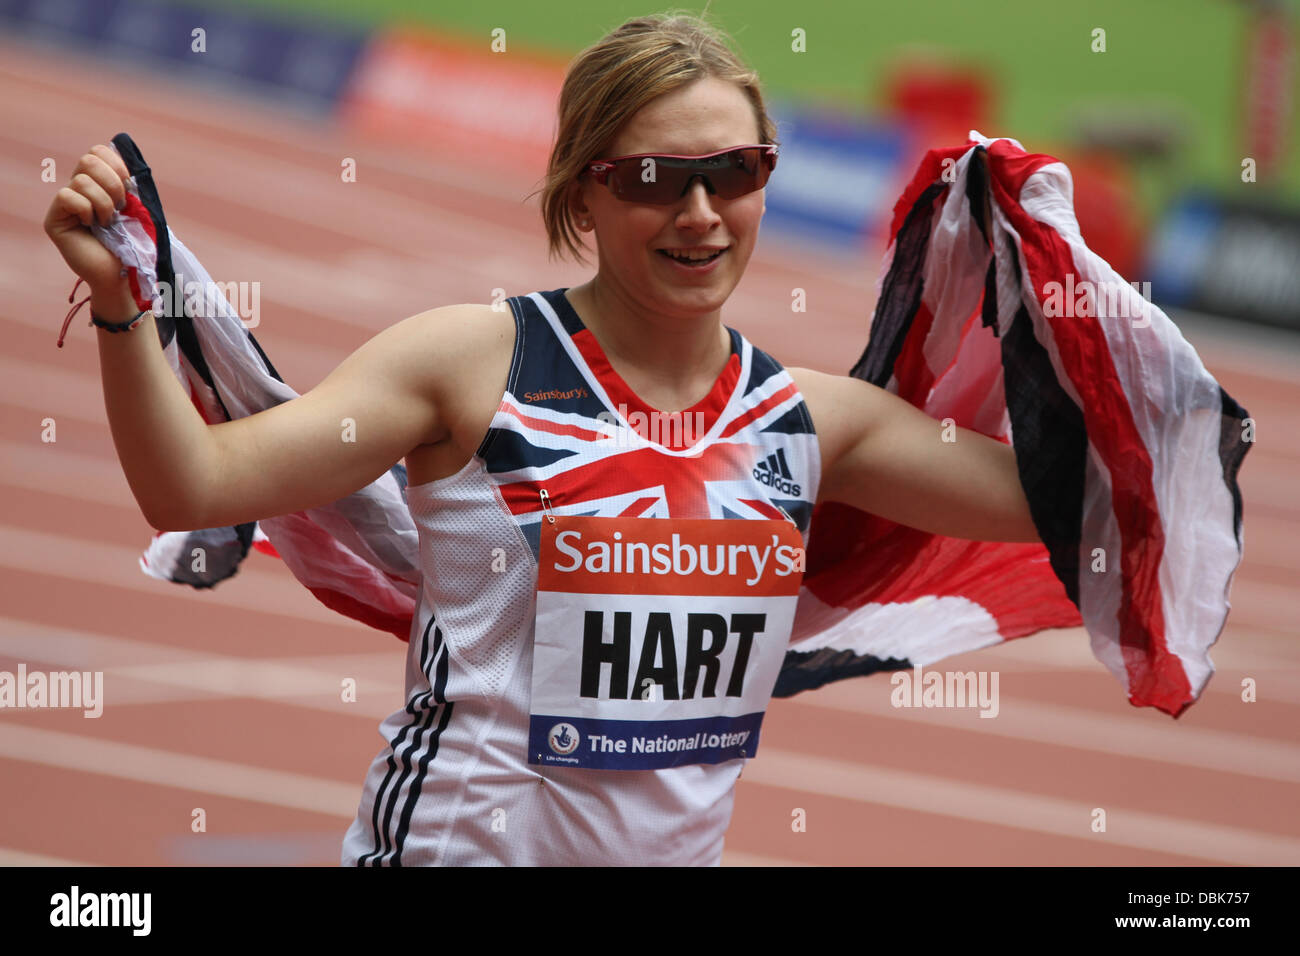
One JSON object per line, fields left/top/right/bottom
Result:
{"left": 605, "top": 148, "right": 772, "bottom": 204}
{"left": 715, "top": 148, "right": 764, "bottom": 198}
{"left": 607, "top": 164, "right": 679, "bottom": 203}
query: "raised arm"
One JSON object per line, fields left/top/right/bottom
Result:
{"left": 44, "top": 144, "right": 505, "bottom": 532}
{"left": 790, "top": 367, "right": 1039, "bottom": 543}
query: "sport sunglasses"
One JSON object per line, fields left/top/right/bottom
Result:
{"left": 583, "top": 144, "right": 778, "bottom": 205}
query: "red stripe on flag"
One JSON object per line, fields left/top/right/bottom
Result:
{"left": 122, "top": 192, "right": 156, "bottom": 246}
{"left": 804, "top": 503, "right": 1079, "bottom": 635}
{"left": 886, "top": 145, "right": 964, "bottom": 242}
{"left": 305, "top": 586, "right": 411, "bottom": 642}
{"left": 252, "top": 538, "right": 280, "bottom": 558}
{"left": 886, "top": 138, "right": 1059, "bottom": 245}
{"left": 989, "top": 164, "right": 1179, "bottom": 714}
{"left": 120, "top": 193, "right": 158, "bottom": 312}
{"left": 986, "top": 139, "right": 1060, "bottom": 199}
{"left": 892, "top": 300, "right": 938, "bottom": 406}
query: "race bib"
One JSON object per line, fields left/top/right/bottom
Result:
{"left": 528, "top": 515, "right": 804, "bottom": 770}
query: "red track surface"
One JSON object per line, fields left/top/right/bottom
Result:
{"left": 1, "top": 38, "right": 1297, "bottom": 866}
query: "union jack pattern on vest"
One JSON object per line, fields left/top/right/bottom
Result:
{"left": 480, "top": 289, "right": 818, "bottom": 547}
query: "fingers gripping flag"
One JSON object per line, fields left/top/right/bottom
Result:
{"left": 786, "top": 132, "right": 1252, "bottom": 717}
{"left": 72, "top": 133, "right": 1250, "bottom": 715}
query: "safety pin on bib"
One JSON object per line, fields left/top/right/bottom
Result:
{"left": 539, "top": 488, "right": 556, "bottom": 525}
{"left": 777, "top": 505, "right": 797, "bottom": 527}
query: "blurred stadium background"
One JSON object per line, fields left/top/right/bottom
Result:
{"left": 0, "top": 0, "right": 1297, "bottom": 866}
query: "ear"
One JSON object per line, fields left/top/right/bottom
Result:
{"left": 567, "top": 180, "right": 593, "bottom": 232}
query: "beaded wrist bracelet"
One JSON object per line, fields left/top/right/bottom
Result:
{"left": 90, "top": 309, "right": 148, "bottom": 333}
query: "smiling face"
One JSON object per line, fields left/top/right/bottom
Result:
{"left": 570, "top": 75, "right": 768, "bottom": 321}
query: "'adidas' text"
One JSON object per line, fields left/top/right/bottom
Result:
{"left": 753, "top": 449, "right": 801, "bottom": 496}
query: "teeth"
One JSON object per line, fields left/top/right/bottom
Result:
{"left": 665, "top": 249, "right": 722, "bottom": 262}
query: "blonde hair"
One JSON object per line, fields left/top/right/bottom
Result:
{"left": 537, "top": 11, "right": 779, "bottom": 265}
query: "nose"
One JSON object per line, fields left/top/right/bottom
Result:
{"left": 675, "top": 177, "right": 723, "bottom": 231}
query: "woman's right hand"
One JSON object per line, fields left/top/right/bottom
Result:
{"left": 43, "top": 144, "right": 135, "bottom": 303}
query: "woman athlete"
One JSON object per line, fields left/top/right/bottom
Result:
{"left": 42, "top": 14, "right": 1040, "bottom": 865}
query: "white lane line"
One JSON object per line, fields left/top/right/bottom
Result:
{"left": 0, "top": 616, "right": 404, "bottom": 719}
{"left": 910, "top": 625, "right": 1300, "bottom": 702}
{"left": 0, "top": 847, "right": 96, "bottom": 866}
{"left": 4, "top": 721, "right": 1294, "bottom": 865}
{"left": 745, "top": 747, "right": 1300, "bottom": 865}
{"left": 0, "top": 523, "right": 357, "bottom": 630}
{"left": 0, "top": 440, "right": 134, "bottom": 504}
{"left": 780, "top": 678, "right": 1300, "bottom": 783}
{"left": 0, "top": 725, "right": 359, "bottom": 820}
{"left": 5, "top": 610, "right": 1295, "bottom": 785}
{"left": 0, "top": 355, "right": 106, "bottom": 420}
{"left": 980, "top": 624, "right": 1300, "bottom": 672}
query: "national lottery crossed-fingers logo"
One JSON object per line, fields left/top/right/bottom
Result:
{"left": 549, "top": 722, "right": 580, "bottom": 755}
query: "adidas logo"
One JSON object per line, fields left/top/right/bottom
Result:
{"left": 753, "top": 448, "right": 801, "bottom": 496}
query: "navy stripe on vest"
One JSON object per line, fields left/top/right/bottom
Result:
{"left": 357, "top": 611, "right": 453, "bottom": 866}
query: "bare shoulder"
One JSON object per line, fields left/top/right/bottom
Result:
{"left": 382, "top": 302, "right": 515, "bottom": 404}
{"left": 786, "top": 366, "right": 841, "bottom": 400}
{"left": 394, "top": 302, "right": 516, "bottom": 377}
{"left": 394, "top": 302, "right": 518, "bottom": 482}
{"left": 786, "top": 366, "right": 885, "bottom": 463}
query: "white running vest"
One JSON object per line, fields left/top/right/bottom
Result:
{"left": 341, "top": 288, "right": 820, "bottom": 865}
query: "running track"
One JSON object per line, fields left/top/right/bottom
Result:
{"left": 1, "top": 37, "right": 1297, "bottom": 867}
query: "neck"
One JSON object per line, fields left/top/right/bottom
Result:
{"left": 566, "top": 273, "right": 731, "bottom": 412}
